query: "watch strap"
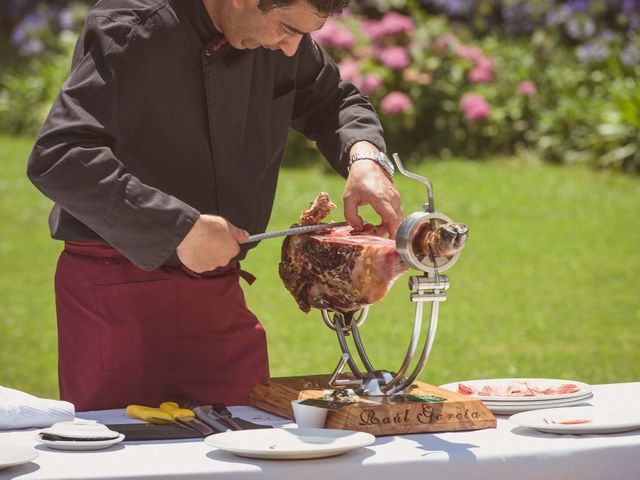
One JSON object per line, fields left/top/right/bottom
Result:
{"left": 348, "top": 152, "right": 395, "bottom": 177}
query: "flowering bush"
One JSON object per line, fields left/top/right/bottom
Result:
{"left": 303, "top": 1, "right": 639, "bottom": 172}
{"left": 1, "top": 1, "right": 638, "bottom": 173}
{"left": 306, "top": 9, "right": 541, "bottom": 160}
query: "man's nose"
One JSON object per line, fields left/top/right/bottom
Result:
{"left": 279, "top": 33, "right": 303, "bottom": 57}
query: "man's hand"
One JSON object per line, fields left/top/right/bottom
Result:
{"left": 176, "top": 214, "right": 249, "bottom": 273}
{"left": 343, "top": 142, "right": 404, "bottom": 238}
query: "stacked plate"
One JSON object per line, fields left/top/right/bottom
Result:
{"left": 439, "top": 378, "right": 594, "bottom": 415}
{"left": 35, "top": 419, "right": 124, "bottom": 450}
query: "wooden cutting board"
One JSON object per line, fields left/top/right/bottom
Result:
{"left": 249, "top": 374, "right": 496, "bottom": 436}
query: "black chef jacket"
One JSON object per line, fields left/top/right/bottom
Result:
{"left": 27, "top": 0, "right": 385, "bottom": 271}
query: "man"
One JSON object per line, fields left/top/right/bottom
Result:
{"left": 27, "top": 0, "right": 404, "bottom": 411}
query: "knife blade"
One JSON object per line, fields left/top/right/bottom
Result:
{"left": 240, "top": 222, "right": 348, "bottom": 244}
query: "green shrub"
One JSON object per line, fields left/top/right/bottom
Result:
{"left": 0, "top": 2, "right": 84, "bottom": 135}
{"left": 1, "top": 1, "right": 638, "bottom": 174}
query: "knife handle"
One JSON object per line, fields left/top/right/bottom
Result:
{"left": 126, "top": 405, "right": 172, "bottom": 424}
{"left": 159, "top": 402, "right": 196, "bottom": 421}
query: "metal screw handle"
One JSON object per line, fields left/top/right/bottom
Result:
{"left": 392, "top": 153, "right": 435, "bottom": 213}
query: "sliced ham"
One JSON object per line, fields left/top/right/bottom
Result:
{"left": 457, "top": 381, "right": 581, "bottom": 397}
{"left": 544, "top": 418, "right": 592, "bottom": 425}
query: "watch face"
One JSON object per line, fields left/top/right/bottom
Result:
{"left": 376, "top": 153, "right": 394, "bottom": 175}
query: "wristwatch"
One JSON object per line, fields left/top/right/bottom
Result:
{"left": 348, "top": 151, "right": 395, "bottom": 178}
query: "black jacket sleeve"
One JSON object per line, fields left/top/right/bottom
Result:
{"left": 27, "top": 15, "right": 200, "bottom": 271}
{"left": 290, "top": 35, "right": 386, "bottom": 177}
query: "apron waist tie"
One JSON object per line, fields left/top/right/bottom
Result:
{"left": 63, "top": 241, "right": 255, "bottom": 284}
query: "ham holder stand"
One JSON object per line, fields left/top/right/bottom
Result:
{"left": 249, "top": 154, "right": 496, "bottom": 436}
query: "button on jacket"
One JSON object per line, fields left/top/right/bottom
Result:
{"left": 27, "top": 0, "right": 385, "bottom": 271}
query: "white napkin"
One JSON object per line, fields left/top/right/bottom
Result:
{"left": 0, "top": 385, "right": 75, "bottom": 429}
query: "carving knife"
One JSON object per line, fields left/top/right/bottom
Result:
{"left": 240, "top": 222, "right": 348, "bottom": 244}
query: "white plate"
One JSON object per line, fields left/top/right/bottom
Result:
{"left": 439, "top": 378, "right": 592, "bottom": 402}
{"left": 0, "top": 444, "right": 38, "bottom": 471}
{"left": 485, "top": 394, "right": 594, "bottom": 415}
{"left": 482, "top": 391, "right": 593, "bottom": 407}
{"left": 205, "top": 428, "right": 375, "bottom": 460}
{"left": 34, "top": 433, "right": 125, "bottom": 451}
{"left": 510, "top": 406, "right": 640, "bottom": 434}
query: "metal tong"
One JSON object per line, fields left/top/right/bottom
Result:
{"left": 180, "top": 401, "right": 243, "bottom": 432}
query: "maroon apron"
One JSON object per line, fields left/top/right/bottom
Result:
{"left": 55, "top": 242, "right": 269, "bottom": 411}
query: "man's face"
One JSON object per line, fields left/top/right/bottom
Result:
{"left": 220, "top": 1, "right": 328, "bottom": 57}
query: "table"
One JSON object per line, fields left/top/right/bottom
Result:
{"left": 1, "top": 383, "right": 639, "bottom": 480}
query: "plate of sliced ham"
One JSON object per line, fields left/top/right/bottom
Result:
{"left": 439, "top": 378, "right": 592, "bottom": 402}
{"left": 509, "top": 406, "right": 640, "bottom": 434}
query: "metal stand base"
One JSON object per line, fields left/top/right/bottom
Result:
{"left": 322, "top": 273, "right": 449, "bottom": 396}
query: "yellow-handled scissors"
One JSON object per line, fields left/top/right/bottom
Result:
{"left": 126, "top": 402, "right": 195, "bottom": 425}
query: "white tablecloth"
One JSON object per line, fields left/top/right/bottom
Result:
{"left": 1, "top": 383, "right": 639, "bottom": 480}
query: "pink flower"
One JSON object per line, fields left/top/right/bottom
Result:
{"left": 468, "top": 58, "right": 494, "bottom": 83}
{"left": 375, "top": 46, "right": 410, "bottom": 70}
{"left": 460, "top": 93, "right": 491, "bottom": 121}
{"left": 456, "top": 44, "right": 484, "bottom": 62}
{"left": 380, "top": 91, "right": 413, "bottom": 116}
{"left": 468, "top": 66, "right": 491, "bottom": 83}
{"left": 338, "top": 58, "right": 360, "bottom": 83}
{"left": 311, "top": 18, "right": 355, "bottom": 49}
{"left": 333, "top": 30, "right": 356, "bottom": 50}
{"left": 378, "top": 12, "right": 414, "bottom": 37}
{"left": 363, "top": 20, "right": 381, "bottom": 40}
{"left": 363, "top": 12, "right": 414, "bottom": 40}
{"left": 517, "top": 80, "right": 537, "bottom": 97}
{"left": 358, "top": 73, "right": 384, "bottom": 95}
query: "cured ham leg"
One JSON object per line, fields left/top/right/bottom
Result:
{"left": 279, "top": 193, "right": 467, "bottom": 314}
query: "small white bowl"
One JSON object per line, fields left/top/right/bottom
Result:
{"left": 291, "top": 400, "right": 328, "bottom": 429}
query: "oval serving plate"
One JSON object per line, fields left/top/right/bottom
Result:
{"left": 205, "top": 427, "right": 375, "bottom": 460}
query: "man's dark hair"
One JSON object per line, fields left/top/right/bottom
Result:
{"left": 257, "top": 0, "right": 350, "bottom": 16}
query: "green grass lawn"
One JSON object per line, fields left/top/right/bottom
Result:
{"left": 1, "top": 134, "right": 639, "bottom": 400}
